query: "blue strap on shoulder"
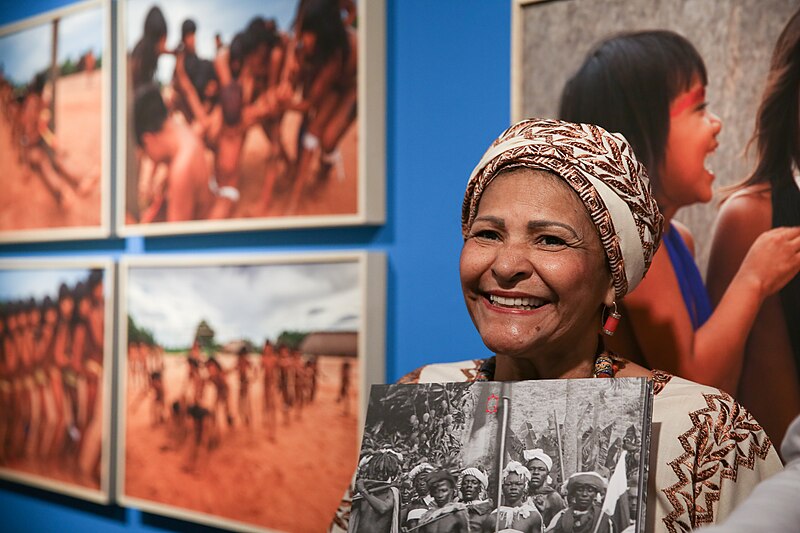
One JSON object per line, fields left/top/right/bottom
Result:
{"left": 663, "top": 223, "right": 712, "bottom": 330}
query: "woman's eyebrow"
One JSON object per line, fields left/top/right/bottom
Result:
{"left": 472, "top": 215, "right": 505, "bottom": 228}
{"left": 527, "top": 220, "right": 579, "bottom": 237}
{"left": 473, "top": 216, "right": 579, "bottom": 238}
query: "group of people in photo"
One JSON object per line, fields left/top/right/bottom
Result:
{"left": 0, "top": 56, "right": 98, "bottom": 210}
{"left": 351, "top": 448, "right": 637, "bottom": 533}
{"left": 0, "top": 271, "right": 105, "bottom": 487}
{"left": 351, "top": 381, "right": 642, "bottom": 533}
{"left": 127, "top": 335, "right": 354, "bottom": 472}
{"left": 128, "top": 0, "right": 357, "bottom": 223}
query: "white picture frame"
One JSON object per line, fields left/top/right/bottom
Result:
{"left": 116, "top": 250, "right": 385, "bottom": 532}
{"left": 0, "top": 257, "right": 115, "bottom": 504}
{"left": 116, "top": 0, "right": 385, "bottom": 237}
{"left": 0, "top": 0, "right": 112, "bottom": 243}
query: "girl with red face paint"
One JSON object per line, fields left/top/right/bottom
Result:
{"left": 560, "top": 30, "right": 800, "bottom": 399}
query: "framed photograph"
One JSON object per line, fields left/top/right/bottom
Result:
{"left": 117, "top": 251, "right": 386, "bottom": 532}
{"left": 0, "top": 0, "right": 111, "bottom": 243}
{"left": 510, "top": 0, "right": 794, "bottom": 273}
{"left": 116, "top": 0, "right": 385, "bottom": 237}
{"left": 354, "top": 378, "right": 653, "bottom": 533}
{"left": 0, "top": 258, "right": 114, "bottom": 503}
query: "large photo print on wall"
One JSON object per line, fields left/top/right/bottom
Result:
{"left": 0, "top": 258, "right": 114, "bottom": 503}
{"left": 117, "top": 0, "right": 385, "bottom": 236}
{"left": 117, "top": 252, "right": 385, "bottom": 532}
{"left": 0, "top": 0, "right": 110, "bottom": 243}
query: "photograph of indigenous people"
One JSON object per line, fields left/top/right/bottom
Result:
{"left": 0, "top": 263, "right": 110, "bottom": 502}
{"left": 120, "top": 256, "right": 369, "bottom": 532}
{"left": 121, "top": 0, "right": 362, "bottom": 234}
{"left": 0, "top": 1, "right": 107, "bottom": 241}
{"left": 349, "top": 378, "right": 650, "bottom": 533}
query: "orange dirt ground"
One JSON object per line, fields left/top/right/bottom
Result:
{"left": 0, "top": 70, "right": 102, "bottom": 232}
{"left": 124, "top": 352, "right": 359, "bottom": 533}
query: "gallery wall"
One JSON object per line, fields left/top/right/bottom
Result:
{"left": 0, "top": 0, "right": 509, "bottom": 531}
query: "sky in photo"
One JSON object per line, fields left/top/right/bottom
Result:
{"left": 0, "top": 3, "right": 104, "bottom": 86}
{"left": 127, "top": 260, "right": 360, "bottom": 348}
{"left": 0, "top": 267, "right": 98, "bottom": 302}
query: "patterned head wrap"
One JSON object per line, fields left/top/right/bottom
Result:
{"left": 462, "top": 119, "right": 664, "bottom": 299}
{"left": 522, "top": 448, "right": 553, "bottom": 472}
{"left": 502, "top": 460, "right": 532, "bottom": 484}
{"left": 460, "top": 467, "right": 489, "bottom": 490}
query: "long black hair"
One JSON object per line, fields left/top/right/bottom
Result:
{"left": 559, "top": 30, "right": 707, "bottom": 185}
{"left": 299, "top": 0, "right": 349, "bottom": 66}
{"left": 734, "top": 7, "right": 800, "bottom": 192}
{"left": 131, "top": 6, "right": 167, "bottom": 88}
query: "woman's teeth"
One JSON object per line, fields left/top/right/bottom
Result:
{"left": 489, "top": 294, "right": 546, "bottom": 310}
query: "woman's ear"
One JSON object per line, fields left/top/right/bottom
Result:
{"left": 603, "top": 282, "right": 616, "bottom": 308}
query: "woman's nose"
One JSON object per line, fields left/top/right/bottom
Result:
{"left": 491, "top": 243, "right": 533, "bottom": 284}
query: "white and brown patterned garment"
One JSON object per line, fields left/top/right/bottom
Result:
{"left": 329, "top": 359, "right": 782, "bottom": 533}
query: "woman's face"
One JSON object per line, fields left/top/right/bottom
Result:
{"left": 659, "top": 80, "right": 722, "bottom": 210}
{"left": 460, "top": 169, "right": 614, "bottom": 359}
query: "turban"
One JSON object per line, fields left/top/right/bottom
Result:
{"left": 408, "top": 462, "right": 434, "bottom": 481}
{"left": 463, "top": 119, "right": 664, "bottom": 299}
{"left": 522, "top": 448, "right": 553, "bottom": 471}
{"left": 460, "top": 467, "right": 489, "bottom": 489}
{"left": 501, "top": 460, "right": 531, "bottom": 484}
{"left": 566, "top": 471, "right": 608, "bottom": 493}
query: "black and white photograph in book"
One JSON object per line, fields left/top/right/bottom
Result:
{"left": 352, "top": 378, "right": 652, "bottom": 533}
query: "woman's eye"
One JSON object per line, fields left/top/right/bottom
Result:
{"left": 474, "top": 229, "right": 500, "bottom": 240}
{"left": 540, "top": 235, "right": 566, "bottom": 246}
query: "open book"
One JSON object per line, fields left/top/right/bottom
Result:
{"left": 350, "top": 378, "right": 652, "bottom": 533}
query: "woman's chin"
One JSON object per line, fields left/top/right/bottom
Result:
{"left": 480, "top": 335, "right": 545, "bottom": 359}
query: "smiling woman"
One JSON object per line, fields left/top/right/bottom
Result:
{"left": 460, "top": 168, "right": 614, "bottom": 379}
{"left": 332, "top": 119, "right": 782, "bottom": 533}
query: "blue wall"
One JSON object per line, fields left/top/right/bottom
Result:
{"left": 0, "top": 0, "right": 510, "bottom": 531}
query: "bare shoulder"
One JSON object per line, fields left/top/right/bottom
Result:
{"left": 712, "top": 186, "right": 773, "bottom": 252}
{"left": 717, "top": 185, "right": 772, "bottom": 231}
{"left": 670, "top": 219, "right": 695, "bottom": 256}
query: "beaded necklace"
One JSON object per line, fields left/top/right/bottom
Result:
{"left": 473, "top": 351, "right": 619, "bottom": 382}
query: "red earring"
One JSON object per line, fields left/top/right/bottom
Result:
{"left": 602, "top": 302, "right": 622, "bottom": 336}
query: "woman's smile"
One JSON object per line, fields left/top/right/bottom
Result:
{"left": 484, "top": 292, "right": 549, "bottom": 312}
